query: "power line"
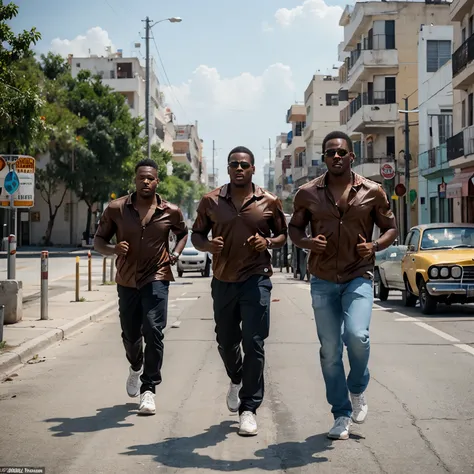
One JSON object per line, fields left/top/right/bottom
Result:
{"left": 150, "top": 33, "right": 188, "bottom": 122}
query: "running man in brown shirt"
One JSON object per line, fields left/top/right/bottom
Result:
{"left": 191, "top": 146, "right": 288, "bottom": 436}
{"left": 289, "top": 131, "right": 397, "bottom": 440}
{"left": 94, "top": 158, "right": 188, "bottom": 416}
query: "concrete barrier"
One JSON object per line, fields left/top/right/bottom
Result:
{"left": 0, "top": 280, "right": 23, "bottom": 324}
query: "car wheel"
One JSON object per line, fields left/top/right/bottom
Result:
{"left": 418, "top": 280, "right": 437, "bottom": 315}
{"left": 374, "top": 269, "right": 388, "bottom": 300}
{"left": 402, "top": 277, "right": 417, "bottom": 307}
{"left": 178, "top": 270, "right": 183, "bottom": 277}
{"left": 203, "top": 258, "right": 211, "bottom": 277}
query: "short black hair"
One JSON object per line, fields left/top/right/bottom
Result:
{"left": 135, "top": 158, "right": 158, "bottom": 173}
{"left": 228, "top": 146, "right": 255, "bottom": 165}
{"left": 322, "top": 131, "right": 353, "bottom": 153}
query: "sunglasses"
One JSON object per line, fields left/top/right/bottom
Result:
{"left": 324, "top": 148, "right": 350, "bottom": 158}
{"left": 228, "top": 160, "right": 252, "bottom": 170}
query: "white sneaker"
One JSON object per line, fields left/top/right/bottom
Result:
{"left": 126, "top": 366, "right": 142, "bottom": 397}
{"left": 138, "top": 390, "right": 155, "bottom": 415}
{"left": 327, "top": 416, "right": 352, "bottom": 440}
{"left": 227, "top": 382, "right": 241, "bottom": 413}
{"left": 350, "top": 392, "right": 368, "bottom": 424}
{"left": 238, "top": 411, "right": 258, "bottom": 436}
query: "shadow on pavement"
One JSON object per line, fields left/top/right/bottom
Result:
{"left": 121, "top": 420, "right": 333, "bottom": 471}
{"left": 44, "top": 403, "right": 136, "bottom": 437}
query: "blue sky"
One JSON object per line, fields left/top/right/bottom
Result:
{"left": 10, "top": 0, "right": 351, "bottom": 186}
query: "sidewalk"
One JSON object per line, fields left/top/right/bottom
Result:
{"left": 0, "top": 280, "right": 119, "bottom": 379}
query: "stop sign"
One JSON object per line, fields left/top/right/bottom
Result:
{"left": 380, "top": 163, "right": 395, "bottom": 180}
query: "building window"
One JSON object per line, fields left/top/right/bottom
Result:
{"left": 326, "top": 94, "right": 339, "bottom": 106}
{"left": 295, "top": 122, "right": 305, "bottom": 136}
{"left": 462, "top": 100, "right": 466, "bottom": 128}
{"left": 426, "top": 40, "right": 451, "bottom": 73}
{"left": 438, "top": 114, "right": 452, "bottom": 144}
{"left": 469, "top": 94, "right": 474, "bottom": 127}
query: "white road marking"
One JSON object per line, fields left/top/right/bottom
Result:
{"left": 171, "top": 321, "right": 181, "bottom": 328}
{"left": 454, "top": 344, "right": 474, "bottom": 356}
{"left": 414, "top": 322, "right": 460, "bottom": 342}
{"left": 395, "top": 317, "right": 420, "bottom": 322}
{"left": 176, "top": 297, "right": 199, "bottom": 301}
{"left": 296, "top": 284, "right": 309, "bottom": 290}
{"left": 181, "top": 292, "right": 187, "bottom": 296}
{"left": 394, "top": 312, "right": 419, "bottom": 321}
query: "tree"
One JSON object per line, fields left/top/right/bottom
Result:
{"left": 65, "top": 70, "right": 143, "bottom": 239}
{"left": 0, "top": 1, "right": 43, "bottom": 153}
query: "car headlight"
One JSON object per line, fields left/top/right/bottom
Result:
{"left": 429, "top": 267, "right": 439, "bottom": 278}
{"left": 451, "top": 266, "right": 462, "bottom": 279}
{"left": 440, "top": 267, "right": 449, "bottom": 278}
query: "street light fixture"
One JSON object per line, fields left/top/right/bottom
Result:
{"left": 144, "top": 16, "right": 183, "bottom": 159}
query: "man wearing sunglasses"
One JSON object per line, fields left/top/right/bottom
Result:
{"left": 289, "top": 131, "right": 397, "bottom": 440}
{"left": 191, "top": 146, "right": 287, "bottom": 436}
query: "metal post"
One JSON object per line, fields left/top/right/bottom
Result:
{"left": 212, "top": 140, "right": 215, "bottom": 186}
{"left": 88, "top": 250, "right": 92, "bottom": 291}
{"left": 75, "top": 256, "right": 80, "bottom": 302}
{"left": 102, "top": 257, "right": 107, "bottom": 284}
{"left": 41, "top": 250, "right": 48, "bottom": 320}
{"left": 110, "top": 256, "right": 115, "bottom": 282}
{"left": 145, "top": 16, "right": 151, "bottom": 159}
{"left": 0, "top": 305, "right": 4, "bottom": 342}
{"left": 404, "top": 96, "right": 411, "bottom": 240}
{"left": 7, "top": 234, "right": 16, "bottom": 280}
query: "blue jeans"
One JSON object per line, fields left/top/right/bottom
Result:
{"left": 310, "top": 275, "right": 373, "bottom": 419}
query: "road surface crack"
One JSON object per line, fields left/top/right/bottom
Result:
{"left": 373, "top": 376, "right": 451, "bottom": 472}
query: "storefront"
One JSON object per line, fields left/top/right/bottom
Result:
{"left": 446, "top": 167, "right": 474, "bottom": 223}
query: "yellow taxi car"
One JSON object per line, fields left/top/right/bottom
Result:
{"left": 401, "top": 223, "right": 474, "bottom": 314}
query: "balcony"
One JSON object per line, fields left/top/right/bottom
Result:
{"left": 418, "top": 143, "right": 450, "bottom": 178}
{"left": 342, "top": 91, "right": 398, "bottom": 134}
{"left": 286, "top": 104, "right": 306, "bottom": 123}
{"left": 347, "top": 37, "right": 398, "bottom": 92}
{"left": 352, "top": 156, "right": 395, "bottom": 181}
{"left": 450, "top": 0, "right": 472, "bottom": 22}
{"left": 447, "top": 131, "right": 464, "bottom": 161}
{"left": 452, "top": 33, "right": 474, "bottom": 89}
{"left": 447, "top": 125, "right": 474, "bottom": 168}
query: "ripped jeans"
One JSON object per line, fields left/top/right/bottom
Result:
{"left": 310, "top": 275, "right": 374, "bottom": 419}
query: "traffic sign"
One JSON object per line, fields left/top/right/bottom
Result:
{"left": 380, "top": 163, "right": 395, "bottom": 180}
{"left": 4, "top": 170, "right": 19, "bottom": 195}
{"left": 395, "top": 183, "right": 406, "bottom": 197}
{"left": 0, "top": 155, "right": 36, "bottom": 208}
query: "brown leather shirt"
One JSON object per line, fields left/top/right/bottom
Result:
{"left": 94, "top": 193, "right": 188, "bottom": 289}
{"left": 192, "top": 184, "right": 288, "bottom": 283}
{"left": 289, "top": 172, "right": 397, "bottom": 284}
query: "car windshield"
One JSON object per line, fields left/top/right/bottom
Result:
{"left": 420, "top": 227, "right": 474, "bottom": 250}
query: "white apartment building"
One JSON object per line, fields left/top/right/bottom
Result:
{"left": 172, "top": 122, "right": 203, "bottom": 183}
{"left": 69, "top": 51, "right": 176, "bottom": 153}
{"left": 417, "top": 25, "right": 454, "bottom": 225}
{"left": 449, "top": 0, "right": 474, "bottom": 222}
{"left": 285, "top": 104, "right": 306, "bottom": 191}
{"left": 304, "top": 74, "right": 340, "bottom": 178}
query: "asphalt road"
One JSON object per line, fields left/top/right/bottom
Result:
{"left": 0, "top": 270, "right": 473, "bottom": 473}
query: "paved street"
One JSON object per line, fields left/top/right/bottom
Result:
{"left": 1, "top": 270, "right": 474, "bottom": 473}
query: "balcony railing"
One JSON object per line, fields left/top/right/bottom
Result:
{"left": 342, "top": 90, "right": 397, "bottom": 121}
{"left": 352, "top": 155, "right": 395, "bottom": 167}
{"left": 418, "top": 143, "right": 448, "bottom": 171}
{"left": 349, "top": 34, "right": 396, "bottom": 71}
{"left": 447, "top": 131, "right": 464, "bottom": 161}
{"left": 452, "top": 33, "right": 474, "bottom": 77}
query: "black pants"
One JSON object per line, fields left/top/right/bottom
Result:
{"left": 211, "top": 275, "right": 272, "bottom": 414}
{"left": 117, "top": 280, "right": 169, "bottom": 394}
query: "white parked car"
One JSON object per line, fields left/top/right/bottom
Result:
{"left": 177, "top": 233, "right": 212, "bottom": 278}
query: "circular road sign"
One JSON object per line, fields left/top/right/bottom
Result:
{"left": 380, "top": 163, "right": 395, "bottom": 180}
{"left": 395, "top": 183, "right": 406, "bottom": 197}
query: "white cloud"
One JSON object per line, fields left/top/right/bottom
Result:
{"left": 162, "top": 64, "right": 296, "bottom": 186}
{"left": 274, "top": 0, "right": 343, "bottom": 28}
{"left": 50, "top": 27, "right": 115, "bottom": 57}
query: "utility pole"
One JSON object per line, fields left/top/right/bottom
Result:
{"left": 212, "top": 140, "right": 215, "bottom": 187}
{"left": 404, "top": 97, "right": 411, "bottom": 239}
{"left": 263, "top": 138, "right": 273, "bottom": 192}
{"left": 144, "top": 17, "right": 151, "bottom": 160}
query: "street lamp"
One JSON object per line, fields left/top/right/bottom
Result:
{"left": 144, "top": 16, "right": 182, "bottom": 159}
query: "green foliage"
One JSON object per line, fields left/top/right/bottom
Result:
{"left": 0, "top": 2, "right": 43, "bottom": 153}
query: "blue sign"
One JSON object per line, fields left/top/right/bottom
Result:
{"left": 4, "top": 170, "right": 19, "bottom": 195}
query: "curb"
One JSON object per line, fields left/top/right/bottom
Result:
{"left": 0, "top": 300, "right": 117, "bottom": 379}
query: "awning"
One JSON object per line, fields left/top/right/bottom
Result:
{"left": 446, "top": 170, "right": 474, "bottom": 199}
